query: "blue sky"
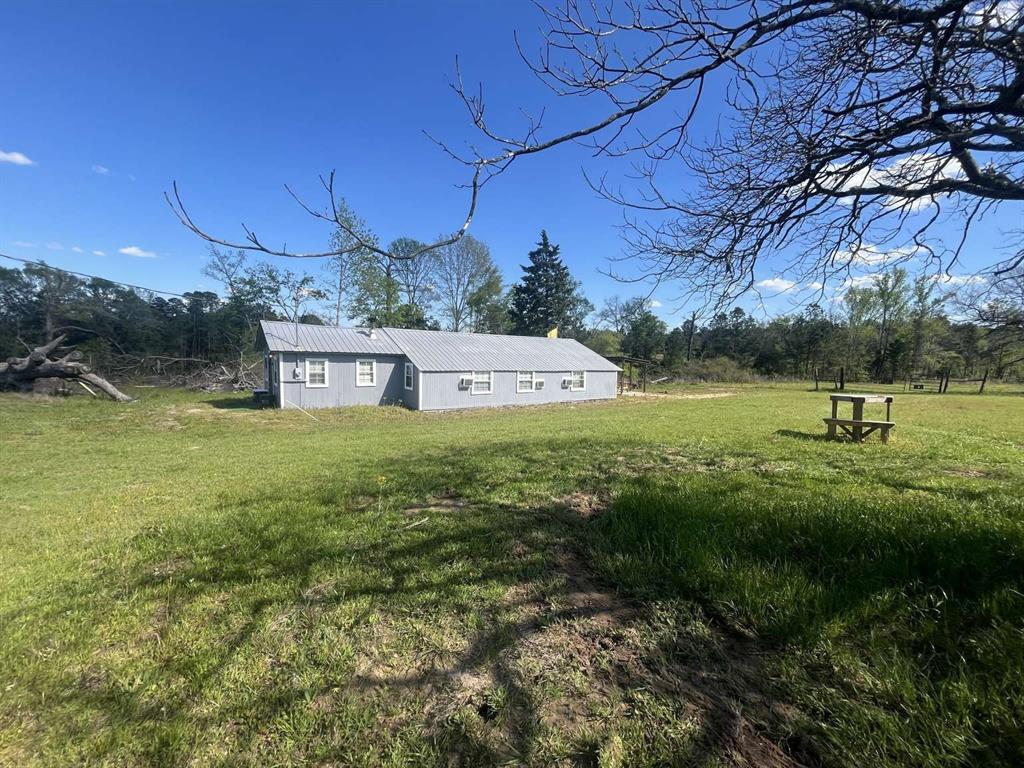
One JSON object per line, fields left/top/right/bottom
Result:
{"left": 0, "top": 1, "right": 1014, "bottom": 326}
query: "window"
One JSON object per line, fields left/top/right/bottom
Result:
{"left": 356, "top": 359, "right": 376, "bottom": 387}
{"left": 404, "top": 362, "right": 414, "bottom": 391}
{"left": 306, "top": 358, "right": 328, "bottom": 388}
{"left": 471, "top": 370, "right": 492, "bottom": 395}
{"left": 517, "top": 371, "right": 536, "bottom": 393}
{"left": 570, "top": 370, "right": 586, "bottom": 391}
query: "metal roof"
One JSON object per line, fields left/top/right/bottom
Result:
{"left": 259, "top": 320, "right": 621, "bottom": 372}
{"left": 259, "top": 320, "right": 403, "bottom": 355}
{"left": 380, "top": 327, "right": 621, "bottom": 372}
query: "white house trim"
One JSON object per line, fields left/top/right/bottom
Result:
{"left": 404, "top": 362, "right": 414, "bottom": 391}
{"left": 277, "top": 354, "right": 284, "bottom": 407}
{"left": 305, "top": 358, "right": 329, "bottom": 388}
{"left": 517, "top": 370, "right": 536, "bottom": 393}
{"left": 570, "top": 370, "right": 586, "bottom": 391}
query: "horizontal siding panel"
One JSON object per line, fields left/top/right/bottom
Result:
{"left": 419, "top": 370, "right": 617, "bottom": 410}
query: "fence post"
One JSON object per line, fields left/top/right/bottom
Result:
{"left": 814, "top": 367, "right": 819, "bottom": 391}
{"left": 979, "top": 368, "right": 988, "bottom": 394}
{"left": 839, "top": 366, "right": 845, "bottom": 391}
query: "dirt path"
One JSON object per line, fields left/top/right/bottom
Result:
{"left": 620, "top": 390, "right": 737, "bottom": 400}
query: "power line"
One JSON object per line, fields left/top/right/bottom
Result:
{"left": 0, "top": 252, "right": 194, "bottom": 298}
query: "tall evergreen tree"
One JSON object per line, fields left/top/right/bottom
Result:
{"left": 508, "top": 231, "right": 593, "bottom": 338}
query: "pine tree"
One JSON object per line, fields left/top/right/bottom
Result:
{"left": 508, "top": 231, "right": 592, "bottom": 337}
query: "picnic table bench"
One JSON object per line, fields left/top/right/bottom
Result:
{"left": 824, "top": 393, "right": 895, "bottom": 443}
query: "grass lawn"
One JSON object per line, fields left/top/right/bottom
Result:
{"left": 1, "top": 385, "right": 1022, "bottom": 767}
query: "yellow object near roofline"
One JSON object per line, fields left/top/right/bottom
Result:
{"left": 546, "top": 327, "right": 558, "bottom": 338}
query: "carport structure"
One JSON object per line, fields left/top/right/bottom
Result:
{"left": 606, "top": 355, "right": 651, "bottom": 394}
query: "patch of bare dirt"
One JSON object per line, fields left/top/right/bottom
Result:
{"left": 944, "top": 466, "right": 994, "bottom": 479}
{"left": 401, "top": 496, "right": 472, "bottom": 516}
{"left": 344, "top": 524, "right": 812, "bottom": 767}
{"left": 149, "top": 557, "right": 190, "bottom": 581}
{"left": 553, "top": 491, "right": 609, "bottom": 519}
{"left": 621, "top": 390, "right": 737, "bottom": 400}
{"left": 136, "top": 601, "right": 170, "bottom": 645}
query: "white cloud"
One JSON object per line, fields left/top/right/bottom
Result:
{"left": 756, "top": 277, "right": 797, "bottom": 292}
{"left": 119, "top": 245, "right": 157, "bottom": 258}
{"left": 820, "top": 153, "right": 964, "bottom": 212}
{"left": 46, "top": 241, "right": 64, "bottom": 251}
{"left": 71, "top": 246, "right": 83, "bottom": 253}
{"left": 92, "top": 250, "right": 106, "bottom": 256}
{"left": 967, "top": 0, "right": 1022, "bottom": 28}
{"left": 92, "top": 164, "right": 110, "bottom": 175}
{"left": 807, "top": 281, "right": 825, "bottom": 291}
{"left": 12, "top": 240, "right": 36, "bottom": 248}
{"left": 649, "top": 299, "right": 663, "bottom": 308}
{"left": 0, "top": 150, "right": 35, "bottom": 166}
{"left": 835, "top": 243, "right": 922, "bottom": 267}
{"left": 842, "top": 274, "right": 882, "bottom": 289}
{"left": 933, "top": 273, "right": 986, "bottom": 287}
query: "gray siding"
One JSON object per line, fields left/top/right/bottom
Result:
{"left": 417, "top": 370, "right": 617, "bottom": 411}
{"left": 275, "top": 353, "right": 409, "bottom": 410}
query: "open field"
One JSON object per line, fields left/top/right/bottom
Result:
{"left": 1, "top": 385, "right": 1023, "bottom": 767}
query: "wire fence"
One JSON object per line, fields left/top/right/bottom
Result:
{"left": 813, "top": 367, "right": 1009, "bottom": 395}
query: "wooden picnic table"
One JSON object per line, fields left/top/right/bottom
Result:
{"left": 825, "top": 393, "right": 895, "bottom": 443}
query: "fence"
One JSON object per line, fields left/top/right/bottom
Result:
{"left": 814, "top": 366, "right": 989, "bottom": 394}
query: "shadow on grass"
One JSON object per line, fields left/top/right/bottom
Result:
{"left": 205, "top": 395, "right": 267, "bottom": 410}
{"left": 16, "top": 437, "right": 810, "bottom": 767}
{"left": 774, "top": 429, "right": 834, "bottom": 443}
{"left": 12, "top": 435, "right": 1024, "bottom": 766}
{"left": 593, "top": 474, "right": 1024, "bottom": 765}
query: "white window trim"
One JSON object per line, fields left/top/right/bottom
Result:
{"left": 277, "top": 356, "right": 285, "bottom": 407}
{"left": 355, "top": 358, "right": 376, "bottom": 387}
{"left": 570, "top": 370, "right": 586, "bottom": 391}
{"left": 517, "top": 370, "right": 536, "bottom": 393}
{"left": 471, "top": 370, "right": 493, "bottom": 395}
{"left": 306, "top": 358, "right": 329, "bottom": 388}
{"left": 404, "top": 362, "right": 414, "bottom": 391}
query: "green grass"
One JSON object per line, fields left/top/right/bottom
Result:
{"left": 1, "top": 385, "right": 1022, "bottom": 766}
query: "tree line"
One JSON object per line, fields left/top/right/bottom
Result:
{"left": 2, "top": 237, "right": 1021, "bottom": 383}
{"left": 594, "top": 269, "right": 1024, "bottom": 383}
{"left": 0, "top": 229, "right": 593, "bottom": 371}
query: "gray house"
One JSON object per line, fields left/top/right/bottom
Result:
{"left": 257, "top": 320, "right": 620, "bottom": 411}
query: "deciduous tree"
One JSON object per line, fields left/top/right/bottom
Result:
{"left": 433, "top": 235, "right": 502, "bottom": 331}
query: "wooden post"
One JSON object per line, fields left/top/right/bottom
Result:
{"left": 642, "top": 361, "right": 647, "bottom": 393}
{"left": 979, "top": 369, "right": 988, "bottom": 394}
{"left": 828, "top": 397, "right": 838, "bottom": 438}
{"left": 851, "top": 399, "right": 864, "bottom": 442}
{"left": 814, "top": 367, "right": 819, "bottom": 391}
{"left": 839, "top": 366, "right": 845, "bottom": 391}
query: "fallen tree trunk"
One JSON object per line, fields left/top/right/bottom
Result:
{"left": 0, "top": 335, "right": 134, "bottom": 402}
